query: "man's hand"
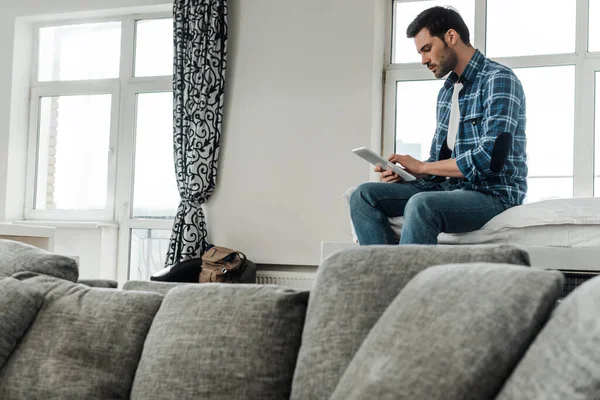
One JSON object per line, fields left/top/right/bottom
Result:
{"left": 374, "top": 165, "right": 404, "bottom": 183}
{"left": 388, "top": 154, "right": 427, "bottom": 177}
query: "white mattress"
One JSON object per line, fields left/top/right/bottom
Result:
{"left": 344, "top": 188, "right": 600, "bottom": 248}
{"left": 438, "top": 224, "right": 600, "bottom": 247}
{"left": 439, "top": 198, "right": 600, "bottom": 248}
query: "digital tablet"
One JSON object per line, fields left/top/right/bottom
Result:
{"left": 352, "top": 147, "right": 416, "bottom": 182}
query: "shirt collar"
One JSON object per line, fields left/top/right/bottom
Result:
{"left": 443, "top": 49, "right": 484, "bottom": 89}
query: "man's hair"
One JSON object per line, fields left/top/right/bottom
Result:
{"left": 406, "top": 6, "right": 471, "bottom": 46}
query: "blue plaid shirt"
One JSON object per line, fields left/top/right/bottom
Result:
{"left": 412, "top": 49, "right": 527, "bottom": 205}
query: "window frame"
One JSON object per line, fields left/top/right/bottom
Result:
{"left": 383, "top": 0, "right": 600, "bottom": 199}
{"left": 25, "top": 80, "right": 121, "bottom": 220}
{"left": 24, "top": 11, "right": 175, "bottom": 282}
{"left": 115, "top": 79, "right": 174, "bottom": 283}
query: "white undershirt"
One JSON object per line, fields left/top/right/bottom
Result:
{"left": 447, "top": 82, "right": 463, "bottom": 150}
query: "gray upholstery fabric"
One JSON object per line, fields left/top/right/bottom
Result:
{"left": 0, "top": 239, "right": 78, "bottom": 281}
{"left": 130, "top": 284, "right": 309, "bottom": 400}
{"left": 290, "top": 244, "right": 531, "bottom": 400}
{"left": 330, "top": 263, "right": 563, "bottom": 400}
{"left": 123, "top": 280, "right": 186, "bottom": 295}
{"left": 78, "top": 279, "right": 118, "bottom": 288}
{"left": 497, "top": 276, "right": 600, "bottom": 400}
{"left": 0, "top": 278, "right": 44, "bottom": 369}
{"left": 0, "top": 273, "right": 163, "bottom": 400}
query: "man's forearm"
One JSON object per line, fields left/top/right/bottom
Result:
{"left": 421, "top": 158, "right": 465, "bottom": 178}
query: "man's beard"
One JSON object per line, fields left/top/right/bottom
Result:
{"left": 433, "top": 45, "right": 458, "bottom": 79}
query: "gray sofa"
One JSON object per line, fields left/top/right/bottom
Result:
{"left": 0, "top": 239, "right": 598, "bottom": 399}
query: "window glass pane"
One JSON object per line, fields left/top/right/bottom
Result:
{"left": 135, "top": 19, "right": 173, "bottom": 77}
{"left": 395, "top": 80, "right": 443, "bottom": 159}
{"left": 513, "top": 66, "right": 575, "bottom": 177}
{"left": 393, "top": 0, "right": 475, "bottom": 64}
{"left": 590, "top": 0, "right": 600, "bottom": 52}
{"left": 132, "top": 92, "right": 179, "bottom": 218}
{"left": 38, "top": 22, "right": 121, "bottom": 82}
{"left": 129, "top": 229, "right": 171, "bottom": 280}
{"left": 487, "top": 0, "right": 575, "bottom": 57}
{"left": 35, "top": 95, "right": 111, "bottom": 210}
{"left": 525, "top": 177, "right": 573, "bottom": 203}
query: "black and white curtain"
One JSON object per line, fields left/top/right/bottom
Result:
{"left": 165, "top": 0, "right": 228, "bottom": 267}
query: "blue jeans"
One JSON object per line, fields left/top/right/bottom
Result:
{"left": 349, "top": 181, "right": 510, "bottom": 245}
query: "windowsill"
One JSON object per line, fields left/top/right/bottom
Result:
{"left": 12, "top": 220, "right": 119, "bottom": 229}
{"left": 0, "top": 222, "right": 55, "bottom": 236}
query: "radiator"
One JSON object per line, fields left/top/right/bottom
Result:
{"left": 256, "top": 271, "right": 316, "bottom": 290}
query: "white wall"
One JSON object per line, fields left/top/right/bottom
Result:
{"left": 205, "top": 0, "right": 386, "bottom": 264}
{"left": 52, "top": 225, "right": 118, "bottom": 279}
{"left": 0, "top": 0, "right": 386, "bottom": 270}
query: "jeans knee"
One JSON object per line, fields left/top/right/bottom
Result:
{"left": 404, "top": 193, "right": 435, "bottom": 219}
{"left": 349, "top": 183, "right": 376, "bottom": 210}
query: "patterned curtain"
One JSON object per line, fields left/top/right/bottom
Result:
{"left": 165, "top": 0, "right": 228, "bottom": 267}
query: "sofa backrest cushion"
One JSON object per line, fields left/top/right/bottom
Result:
{"left": 130, "top": 284, "right": 309, "bottom": 400}
{"left": 0, "top": 239, "right": 78, "bottom": 282}
{"left": 497, "top": 275, "right": 600, "bottom": 399}
{"left": 123, "top": 280, "right": 185, "bottom": 295}
{"left": 330, "top": 263, "right": 563, "bottom": 400}
{"left": 0, "top": 273, "right": 163, "bottom": 399}
{"left": 78, "top": 279, "right": 118, "bottom": 288}
{"left": 291, "top": 244, "right": 531, "bottom": 400}
{"left": 0, "top": 278, "right": 44, "bottom": 369}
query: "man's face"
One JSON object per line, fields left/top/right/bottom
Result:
{"left": 414, "top": 28, "right": 458, "bottom": 79}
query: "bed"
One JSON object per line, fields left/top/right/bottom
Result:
{"left": 437, "top": 198, "right": 600, "bottom": 271}
{"left": 342, "top": 189, "right": 600, "bottom": 272}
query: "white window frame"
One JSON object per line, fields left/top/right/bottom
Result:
{"left": 25, "top": 80, "right": 120, "bottom": 221}
{"left": 115, "top": 78, "right": 174, "bottom": 284}
{"left": 24, "top": 11, "right": 175, "bottom": 281}
{"left": 383, "top": 0, "right": 600, "bottom": 198}
{"left": 111, "top": 13, "right": 174, "bottom": 283}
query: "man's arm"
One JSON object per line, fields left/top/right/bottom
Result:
{"left": 421, "top": 158, "right": 464, "bottom": 177}
{"left": 387, "top": 154, "right": 464, "bottom": 178}
{"left": 454, "top": 71, "right": 524, "bottom": 181}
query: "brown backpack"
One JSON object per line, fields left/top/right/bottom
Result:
{"left": 199, "top": 245, "right": 247, "bottom": 283}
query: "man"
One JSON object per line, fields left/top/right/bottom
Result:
{"left": 349, "top": 6, "right": 527, "bottom": 245}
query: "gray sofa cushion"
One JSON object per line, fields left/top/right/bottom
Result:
{"left": 130, "top": 284, "right": 309, "bottom": 400}
{"left": 78, "top": 279, "right": 118, "bottom": 288}
{"left": 0, "top": 239, "right": 78, "bottom": 281}
{"left": 497, "top": 275, "right": 600, "bottom": 400}
{"left": 123, "top": 279, "right": 185, "bottom": 295}
{"left": 0, "top": 273, "right": 163, "bottom": 400}
{"left": 0, "top": 278, "right": 44, "bottom": 369}
{"left": 291, "top": 244, "right": 531, "bottom": 400}
{"left": 330, "top": 263, "right": 563, "bottom": 400}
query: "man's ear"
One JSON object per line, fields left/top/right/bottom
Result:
{"left": 446, "top": 29, "right": 459, "bottom": 45}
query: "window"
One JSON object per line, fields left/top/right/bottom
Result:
{"left": 513, "top": 66, "right": 575, "bottom": 202}
{"left": 134, "top": 19, "right": 174, "bottom": 77}
{"left": 26, "top": 13, "right": 177, "bottom": 280}
{"left": 394, "top": 80, "right": 442, "bottom": 160}
{"left": 34, "top": 94, "right": 112, "bottom": 211}
{"left": 132, "top": 92, "right": 179, "bottom": 219}
{"left": 38, "top": 22, "right": 121, "bottom": 82}
{"left": 486, "top": 0, "right": 576, "bottom": 57}
{"left": 129, "top": 229, "right": 172, "bottom": 280}
{"left": 385, "top": 0, "right": 600, "bottom": 203}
